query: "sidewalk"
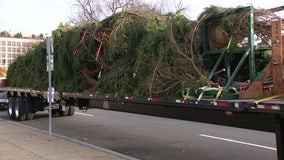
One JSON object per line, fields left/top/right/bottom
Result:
{"left": 0, "top": 118, "right": 131, "bottom": 160}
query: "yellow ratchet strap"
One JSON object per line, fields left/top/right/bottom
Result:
{"left": 254, "top": 94, "right": 284, "bottom": 105}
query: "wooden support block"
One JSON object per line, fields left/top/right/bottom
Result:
{"left": 271, "top": 20, "right": 284, "bottom": 95}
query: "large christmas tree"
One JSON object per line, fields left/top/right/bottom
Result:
{"left": 7, "top": 6, "right": 275, "bottom": 98}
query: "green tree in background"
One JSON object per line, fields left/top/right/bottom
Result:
{"left": 14, "top": 32, "right": 23, "bottom": 38}
{"left": 0, "top": 31, "right": 11, "bottom": 37}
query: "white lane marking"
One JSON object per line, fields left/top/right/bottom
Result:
{"left": 200, "top": 134, "right": 277, "bottom": 151}
{"left": 75, "top": 112, "right": 94, "bottom": 117}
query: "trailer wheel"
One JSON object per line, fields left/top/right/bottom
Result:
{"left": 51, "top": 109, "right": 59, "bottom": 116}
{"left": 68, "top": 106, "right": 75, "bottom": 116}
{"left": 15, "top": 98, "right": 26, "bottom": 121}
{"left": 7, "top": 98, "right": 16, "bottom": 119}
{"left": 24, "top": 98, "right": 34, "bottom": 120}
{"left": 58, "top": 105, "right": 69, "bottom": 116}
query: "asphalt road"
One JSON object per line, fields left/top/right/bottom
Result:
{"left": 0, "top": 108, "right": 277, "bottom": 160}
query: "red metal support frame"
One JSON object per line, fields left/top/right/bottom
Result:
{"left": 93, "top": 31, "right": 110, "bottom": 61}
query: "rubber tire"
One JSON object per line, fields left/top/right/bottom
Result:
{"left": 51, "top": 109, "right": 59, "bottom": 116}
{"left": 24, "top": 98, "right": 34, "bottom": 120}
{"left": 58, "top": 105, "right": 69, "bottom": 116}
{"left": 15, "top": 98, "right": 26, "bottom": 121}
{"left": 68, "top": 106, "right": 75, "bottom": 116}
{"left": 7, "top": 98, "right": 16, "bottom": 119}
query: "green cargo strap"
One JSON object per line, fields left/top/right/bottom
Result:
{"left": 227, "top": 35, "right": 233, "bottom": 50}
{"left": 197, "top": 86, "right": 221, "bottom": 101}
{"left": 213, "top": 86, "right": 238, "bottom": 102}
{"left": 182, "top": 88, "right": 194, "bottom": 100}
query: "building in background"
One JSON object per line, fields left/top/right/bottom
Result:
{"left": 0, "top": 37, "right": 43, "bottom": 79}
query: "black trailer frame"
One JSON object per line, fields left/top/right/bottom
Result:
{"left": 41, "top": 90, "right": 282, "bottom": 159}
{"left": 0, "top": 86, "right": 284, "bottom": 159}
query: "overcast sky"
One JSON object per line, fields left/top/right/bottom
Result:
{"left": 0, "top": 0, "right": 283, "bottom": 35}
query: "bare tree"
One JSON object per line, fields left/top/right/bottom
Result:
{"left": 69, "top": 0, "right": 187, "bottom": 26}
{"left": 102, "top": 0, "right": 138, "bottom": 15}
{"left": 69, "top": 0, "right": 103, "bottom": 25}
{"left": 69, "top": 0, "right": 138, "bottom": 25}
{"left": 145, "top": 0, "right": 187, "bottom": 14}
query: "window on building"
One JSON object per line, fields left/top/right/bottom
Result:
{"left": 1, "top": 53, "right": 5, "bottom": 58}
{"left": 22, "top": 42, "right": 27, "bottom": 47}
{"left": 27, "top": 48, "right": 33, "bottom": 52}
{"left": 1, "top": 41, "right": 5, "bottom": 46}
{"left": 7, "top": 41, "right": 11, "bottom": 46}
{"left": 7, "top": 59, "right": 11, "bottom": 65}
{"left": 12, "top": 54, "right": 17, "bottom": 58}
{"left": 7, "top": 47, "right": 11, "bottom": 52}
{"left": 17, "top": 42, "right": 21, "bottom": 46}
{"left": 1, "top": 47, "right": 5, "bottom": 52}
{"left": 17, "top": 48, "right": 20, "bottom": 53}
{"left": 22, "top": 48, "right": 26, "bottom": 53}
{"left": 1, "top": 59, "right": 5, "bottom": 65}
{"left": 12, "top": 41, "right": 16, "bottom": 46}
{"left": 12, "top": 48, "right": 16, "bottom": 52}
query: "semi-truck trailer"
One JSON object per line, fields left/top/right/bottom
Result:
{"left": 0, "top": 5, "right": 284, "bottom": 159}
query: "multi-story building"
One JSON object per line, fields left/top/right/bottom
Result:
{"left": 0, "top": 37, "right": 43, "bottom": 79}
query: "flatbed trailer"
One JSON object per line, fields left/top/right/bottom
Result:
{"left": 1, "top": 5, "right": 284, "bottom": 160}
{"left": 0, "top": 87, "right": 283, "bottom": 159}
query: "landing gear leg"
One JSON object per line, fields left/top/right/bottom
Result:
{"left": 275, "top": 115, "right": 284, "bottom": 160}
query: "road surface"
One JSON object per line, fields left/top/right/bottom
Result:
{"left": 0, "top": 108, "right": 277, "bottom": 160}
